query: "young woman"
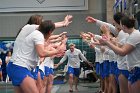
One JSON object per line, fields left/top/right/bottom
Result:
{"left": 9, "top": 14, "right": 72, "bottom": 93}
{"left": 7, "top": 20, "right": 66, "bottom": 93}
{"left": 86, "top": 12, "right": 130, "bottom": 93}
{"left": 100, "top": 15, "right": 140, "bottom": 93}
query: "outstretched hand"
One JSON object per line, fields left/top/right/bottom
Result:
{"left": 54, "top": 64, "right": 59, "bottom": 69}
{"left": 100, "top": 25, "right": 110, "bottom": 36}
{"left": 86, "top": 16, "right": 97, "bottom": 23}
{"left": 64, "top": 15, "right": 73, "bottom": 26}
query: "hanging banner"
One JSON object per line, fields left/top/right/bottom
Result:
{"left": 0, "top": 0, "right": 88, "bottom": 12}
{"left": 124, "top": 0, "right": 127, "bottom": 10}
{"left": 113, "top": 0, "right": 122, "bottom": 9}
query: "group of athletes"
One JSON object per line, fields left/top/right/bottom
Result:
{"left": 81, "top": 12, "right": 140, "bottom": 93}
{"left": 6, "top": 11, "right": 140, "bottom": 93}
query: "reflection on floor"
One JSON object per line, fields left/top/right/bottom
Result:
{"left": 0, "top": 81, "right": 100, "bottom": 93}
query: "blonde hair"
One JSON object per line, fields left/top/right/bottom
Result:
{"left": 69, "top": 43, "right": 75, "bottom": 47}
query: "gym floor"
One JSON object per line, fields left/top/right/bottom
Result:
{"left": 0, "top": 81, "right": 100, "bottom": 93}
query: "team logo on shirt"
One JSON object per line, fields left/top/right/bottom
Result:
{"left": 36, "top": 0, "right": 45, "bottom": 4}
{"left": 69, "top": 54, "right": 78, "bottom": 58}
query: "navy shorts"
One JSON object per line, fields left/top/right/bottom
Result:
{"left": 67, "top": 66, "right": 80, "bottom": 77}
{"left": 117, "top": 69, "right": 129, "bottom": 79}
{"left": 99, "top": 63, "right": 104, "bottom": 78}
{"left": 103, "top": 60, "right": 110, "bottom": 78}
{"left": 128, "top": 67, "right": 140, "bottom": 84}
{"left": 7, "top": 62, "right": 34, "bottom": 86}
{"left": 95, "top": 62, "right": 100, "bottom": 75}
{"left": 32, "top": 66, "right": 45, "bottom": 80}
{"left": 44, "top": 66, "right": 54, "bottom": 77}
{"left": 109, "top": 61, "right": 117, "bottom": 75}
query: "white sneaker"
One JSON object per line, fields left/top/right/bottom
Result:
{"left": 96, "top": 79, "right": 100, "bottom": 83}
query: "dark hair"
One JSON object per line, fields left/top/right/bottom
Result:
{"left": 16, "top": 14, "right": 43, "bottom": 37}
{"left": 38, "top": 20, "right": 55, "bottom": 36}
{"left": 110, "top": 32, "right": 115, "bottom": 37}
{"left": 121, "top": 16, "right": 135, "bottom": 28}
{"left": 113, "top": 12, "right": 126, "bottom": 24}
{"left": 27, "top": 14, "right": 43, "bottom": 25}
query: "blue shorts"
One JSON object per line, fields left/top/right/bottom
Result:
{"left": 44, "top": 66, "right": 54, "bottom": 77}
{"left": 103, "top": 60, "right": 110, "bottom": 78}
{"left": 117, "top": 69, "right": 129, "bottom": 79}
{"left": 114, "top": 62, "right": 118, "bottom": 75}
{"left": 99, "top": 63, "right": 104, "bottom": 78}
{"left": 31, "top": 66, "right": 45, "bottom": 80}
{"left": 67, "top": 66, "right": 80, "bottom": 77}
{"left": 7, "top": 62, "right": 34, "bottom": 86}
{"left": 128, "top": 67, "right": 140, "bottom": 84}
{"left": 95, "top": 62, "right": 100, "bottom": 75}
{"left": 31, "top": 66, "right": 39, "bottom": 79}
{"left": 109, "top": 62, "right": 117, "bottom": 75}
{"left": 0, "top": 67, "right": 2, "bottom": 71}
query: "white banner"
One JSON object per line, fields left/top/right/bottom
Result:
{"left": 0, "top": 0, "right": 88, "bottom": 12}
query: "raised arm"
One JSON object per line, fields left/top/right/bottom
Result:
{"left": 55, "top": 52, "right": 68, "bottom": 68}
{"left": 54, "top": 15, "right": 73, "bottom": 28}
{"left": 86, "top": 16, "right": 118, "bottom": 36}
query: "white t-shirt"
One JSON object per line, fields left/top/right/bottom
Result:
{"left": 117, "top": 30, "right": 129, "bottom": 70}
{"left": 13, "top": 30, "right": 44, "bottom": 71}
{"left": 44, "top": 57, "right": 54, "bottom": 68}
{"left": 95, "top": 19, "right": 129, "bottom": 69}
{"left": 11, "top": 24, "right": 39, "bottom": 62}
{"left": 96, "top": 20, "right": 118, "bottom": 36}
{"left": 39, "top": 62, "right": 45, "bottom": 73}
{"left": 5, "top": 56, "right": 11, "bottom": 65}
{"left": 102, "top": 47, "right": 109, "bottom": 61}
{"left": 125, "top": 30, "right": 140, "bottom": 70}
{"left": 104, "top": 48, "right": 115, "bottom": 62}
{"left": 94, "top": 47, "right": 103, "bottom": 63}
{"left": 60, "top": 48, "right": 87, "bottom": 68}
{"left": 94, "top": 47, "right": 100, "bottom": 63}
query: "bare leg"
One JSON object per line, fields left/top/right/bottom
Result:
{"left": 108, "top": 74, "right": 117, "bottom": 93}
{"left": 36, "top": 72, "right": 46, "bottom": 93}
{"left": 118, "top": 74, "right": 129, "bottom": 93}
{"left": 108, "top": 75, "right": 112, "bottom": 93}
{"left": 101, "top": 78, "right": 105, "bottom": 93}
{"left": 20, "top": 76, "right": 39, "bottom": 93}
{"left": 46, "top": 74, "right": 54, "bottom": 93}
{"left": 74, "top": 76, "right": 79, "bottom": 91}
{"left": 69, "top": 74, "right": 74, "bottom": 91}
{"left": 44, "top": 76, "right": 48, "bottom": 93}
{"left": 104, "top": 77, "right": 109, "bottom": 93}
{"left": 111, "top": 75, "right": 117, "bottom": 93}
{"left": 0, "top": 71, "right": 3, "bottom": 81}
{"left": 14, "top": 86, "right": 24, "bottom": 93}
{"left": 128, "top": 82, "right": 132, "bottom": 93}
{"left": 131, "top": 80, "right": 140, "bottom": 93}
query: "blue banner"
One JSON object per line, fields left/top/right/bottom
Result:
{"left": 113, "top": 0, "right": 122, "bottom": 9}
{"left": 124, "top": 0, "right": 127, "bottom": 10}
